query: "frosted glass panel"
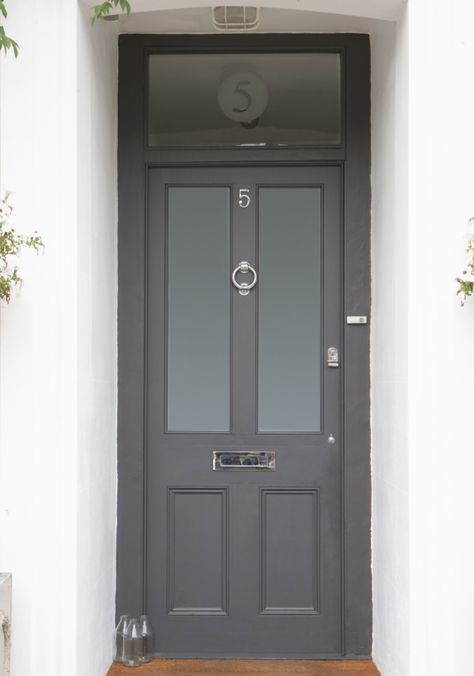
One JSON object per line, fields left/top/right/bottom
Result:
{"left": 149, "top": 53, "right": 341, "bottom": 147}
{"left": 167, "top": 188, "right": 230, "bottom": 432}
{"left": 258, "top": 188, "right": 321, "bottom": 432}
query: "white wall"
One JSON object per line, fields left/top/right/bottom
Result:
{"left": 0, "top": 2, "right": 118, "bottom": 675}
{"left": 371, "top": 12, "right": 410, "bottom": 676}
{"left": 372, "top": 3, "right": 474, "bottom": 675}
{"left": 407, "top": 2, "right": 474, "bottom": 674}
{"left": 77, "top": 5, "right": 118, "bottom": 675}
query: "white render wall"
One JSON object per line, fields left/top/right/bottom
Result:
{"left": 371, "top": 13, "right": 410, "bottom": 676}
{"left": 373, "top": 4, "right": 474, "bottom": 674}
{"left": 0, "top": 2, "right": 118, "bottom": 675}
{"left": 406, "top": 2, "right": 474, "bottom": 674}
{"left": 76, "top": 5, "right": 118, "bottom": 675}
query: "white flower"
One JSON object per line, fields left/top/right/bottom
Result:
{"left": 460, "top": 255, "right": 474, "bottom": 280}
{"left": 0, "top": 201, "right": 12, "bottom": 223}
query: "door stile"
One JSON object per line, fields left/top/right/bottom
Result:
{"left": 232, "top": 181, "right": 257, "bottom": 436}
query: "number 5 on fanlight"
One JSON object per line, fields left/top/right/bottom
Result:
{"left": 238, "top": 188, "right": 251, "bottom": 208}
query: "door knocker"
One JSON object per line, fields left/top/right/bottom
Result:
{"left": 232, "top": 261, "right": 258, "bottom": 296}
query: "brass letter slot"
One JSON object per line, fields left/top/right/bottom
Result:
{"left": 213, "top": 451, "right": 276, "bottom": 471}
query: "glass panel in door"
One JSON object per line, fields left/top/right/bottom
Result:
{"left": 258, "top": 187, "right": 322, "bottom": 432}
{"left": 167, "top": 187, "right": 230, "bottom": 432}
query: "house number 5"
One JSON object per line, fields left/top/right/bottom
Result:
{"left": 238, "top": 188, "right": 251, "bottom": 208}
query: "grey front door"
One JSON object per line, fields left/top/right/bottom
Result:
{"left": 146, "top": 165, "right": 342, "bottom": 657}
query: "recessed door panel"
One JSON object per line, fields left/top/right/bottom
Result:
{"left": 260, "top": 489, "right": 320, "bottom": 614}
{"left": 146, "top": 166, "right": 341, "bottom": 657}
{"left": 167, "top": 488, "right": 228, "bottom": 615}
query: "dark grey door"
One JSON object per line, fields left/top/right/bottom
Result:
{"left": 146, "top": 165, "right": 341, "bottom": 657}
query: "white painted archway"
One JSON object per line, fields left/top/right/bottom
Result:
{"left": 83, "top": 0, "right": 406, "bottom": 21}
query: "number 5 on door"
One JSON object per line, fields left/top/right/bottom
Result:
{"left": 238, "top": 188, "right": 251, "bottom": 208}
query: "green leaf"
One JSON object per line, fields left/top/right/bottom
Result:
{"left": 0, "top": 2, "right": 7, "bottom": 19}
{"left": 91, "top": 0, "right": 131, "bottom": 22}
{"left": 0, "top": 23, "right": 19, "bottom": 57}
{"left": 118, "top": 0, "right": 131, "bottom": 13}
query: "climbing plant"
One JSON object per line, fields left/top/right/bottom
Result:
{"left": 456, "top": 218, "right": 474, "bottom": 306}
{"left": 0, "top": 0, "right": 132, "bottom": 56}
{"left": 91, "top": 0, "right": 132, "bottom": 22}
{"left": 0, "top": 1, "right": 129, "bottom": 301}
{"left": 0, "top": 2, "right": 18, "bottom": 57}
{"left": 0, "top": 193, "right": 43, "bottom": 303}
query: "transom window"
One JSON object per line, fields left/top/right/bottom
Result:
{"left": 148, "top": 52, "right": 341, "bottom": 148}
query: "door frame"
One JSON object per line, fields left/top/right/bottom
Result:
{"left": 117, "top": 33, "right": 371, "bottom": 658}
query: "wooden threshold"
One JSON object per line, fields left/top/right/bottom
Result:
{"left": 107, "top": 659, "right": 380, "bottom": 675}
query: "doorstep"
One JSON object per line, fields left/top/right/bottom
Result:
{"left": 107, "top": 659, "right": 381, "bottom": 675}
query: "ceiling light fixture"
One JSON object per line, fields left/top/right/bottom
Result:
{"left": 212, "top": 6, "right": 260, "bottom": 31}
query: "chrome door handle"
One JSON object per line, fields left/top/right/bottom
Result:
{"left": 232, "top": 261, "right": 257, "bottom": 296}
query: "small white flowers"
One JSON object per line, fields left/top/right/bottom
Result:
{"left": 0, "top": 197, "right": 12, "bottom": 224}
{"left": 460, "top": 269, "right": 474, "bottom": 284}
{"left": 0, "top": 191, "right": 44, "bottom": 303}
{"left": 456, "top": 219, "right": 474, "bottom": 306}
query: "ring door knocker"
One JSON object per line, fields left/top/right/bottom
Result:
{"left": 232, "top": 261, "right": 258, "bottom": 296}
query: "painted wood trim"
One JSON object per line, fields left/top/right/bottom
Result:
{"left": 342, "top": 35, "right": 372, "bottom": 656}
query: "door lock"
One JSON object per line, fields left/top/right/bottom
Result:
{"left": 327, "top": 347, "right": 339, "bottom": 368}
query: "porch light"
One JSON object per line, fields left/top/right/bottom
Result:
{"left": 212, "top": 6, "right": 260, "bottom": 31}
